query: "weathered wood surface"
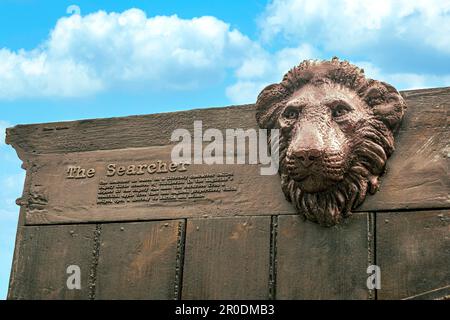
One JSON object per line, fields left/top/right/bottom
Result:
{"left": 8, "top": 225, "right": 95, "bottom": 300}
{"left": 5, "top": 87, "right": 450, "bottom": 300}
{"left": 6, "top": 104, "right": 256, "bottom": 155}
{"left": 6, "top": 87, "right": 448, "bottom": 155}
{"left": 377, "top": 209, "right": 450, "bottom": 300}
{"left": 182, "top": 216, "right": 271, "bottom": 299}
{"left": 22, "top": 146, "right": 294, "bottom": 225}
{"left": 358, "top": 87, "right": 449, "bottom": 211}
{"left": 276, "top": 213, "right": 372, "bottom": 299}
{"left": 95, "top": 220, "right": 183, "bottom": 300}
{"left": 6, "top": 87, "right": 449, "bottom": 226}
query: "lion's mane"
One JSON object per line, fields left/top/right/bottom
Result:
{"left": 256, "top": 58, "right": 406, "bottom": 226}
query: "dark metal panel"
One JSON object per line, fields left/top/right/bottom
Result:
{"left": 377, "top": 209, "right": 450, "bottom": 300}
{"left": 182, "top": 216, "right": 271, "bottom": 299}
{"left": 95, "top": 220, "right": 184, "bottom": 300}
{"left": 276, "top": 213, "right": 371, "bottom": 299}
{"left": 8, "top": 225, "right": 95, "bottom": 300}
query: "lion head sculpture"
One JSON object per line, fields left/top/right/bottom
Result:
{"left": 256, "top": 58, "right": 406, "bottom": 226}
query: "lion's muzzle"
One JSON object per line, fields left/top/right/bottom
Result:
{"left": 285, "top": 121, "right": 347, "bottom": 193}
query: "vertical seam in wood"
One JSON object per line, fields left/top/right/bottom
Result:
{"left": 367, "top": 212, "right": 376, "bottom": 300}
{"left": 88, "top": 224, "right": 102, "bottom": 300}
{"left": 174, "top": 219, "right": 187, "bottom": 300}
{"left": 373, "top": 212, "right": 378, "bottom": 300}
{"left": 269, "top": 215, "right": 278, "bottom": 300}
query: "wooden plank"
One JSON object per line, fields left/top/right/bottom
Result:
{"left": 276, "top": 213, "right": 371, "bottom": 299}
{"left": 95, "top": 220, "right": 183, "bottom": 300}
{"left": 6, "top": 87, "right": 449, "bottom": 227}
{"left": 358, "top": 87, "right": 450, "bottom": 210}
{"left": 377, "top": 210, "right": 450, "bottom": 300}
{"left": 20, "top": 125, "right": 448, "bottom": 226}
{"left": 8, "top": 225, "right": 95, "bottom": 300}
{"left": 358, "top": 86, "right": 449, "bottom": 210}
{"left": 182, "top": 216, "right": 271, "bottom": 299}
{"left": 400, "top": 87, "right": 449, "bottom": 130}
{"left": 6, "top": 104, "right": 256, "bottom": 155}
{"left": 6, "top": 88, "right": 448, "bottom": 155}
{"left": 22, "top": 146, "right": 294, "bottom": 225}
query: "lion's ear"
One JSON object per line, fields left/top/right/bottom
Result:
{"left": 363, "top": 81, "right": 406, "bottom": 132}
{"left": 255, "top": 83, "right": 287, "bottom": 129}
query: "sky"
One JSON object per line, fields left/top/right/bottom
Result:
{"left": 0, "top": 0, "right": 449, "bottom": 299}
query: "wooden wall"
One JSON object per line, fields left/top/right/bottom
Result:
{"left": 6, "top": 87, "right": 450, "bottom": 300}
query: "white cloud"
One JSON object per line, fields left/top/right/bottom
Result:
{"left": 0, "top": 49, "right": 103, "bottom": 99}
{"left": 0, "top": 5, "right": 448, "bottom": 102}
{"left": 226, "top": 50, "right": 450, "bottom": 104}
{"left": 226, "top": 44, "right": 318, "bottom": 104}
{"left": 0, "top": 9, "right": 261, "bottom": 99}
{"left": 226, "top": 81, "right": 266, "bottom": 105}
{"left": 260, "top": 0, "right": 450, "bottom": 53}
{"left": 357, "top": 61, "right": 450, "bottom": 90}
{"left": 234, "top": 0, "right": 450, "bottom": 103}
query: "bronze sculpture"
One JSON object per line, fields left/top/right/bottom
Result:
{"left": 256, "top": 58, "right": 406, "bottom": 226}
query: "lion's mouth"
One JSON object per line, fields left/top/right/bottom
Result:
{"left": 285, "top": 159, "right": 346, "bottom": 193}
{"left": 288, "top": 170, "right": 310, "bottom": 181}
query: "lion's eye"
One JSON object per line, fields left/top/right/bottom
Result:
{"left": 283, "top": 109, "right": 299, "bottom": 120}
{"left": 332, "top": 105, "right": 351, "bottom": 118}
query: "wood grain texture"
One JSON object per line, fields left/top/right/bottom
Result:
{"left": 358, "top": 87, "right": 449, "bottom": 211}
{"left": 6, "top": 87, "right": 449, "bottom": 222}
{"left": 6, "top": 87, "right": 450, "bottom": 300}
{"left": 7, "top": 225, "right": 95, "bottom": 300}
{"left": 276, "top": 213, "right": 371, "bottom": 299}
{"left": 377, "top": 210, "right": 450, "bottom": 300}
{"left": 182, "top": 216, "right": 271, "bottom": 299}
{"left": 95, "top": 220, "right": 183, "bottom": 300}
{"left": 5, "top": 88, "right": 448, "bottom": 155}
{"left": 6, "top": 104, "right": 256, "bottom": 155}
{"left": 21, "top": 146, "right": 294, "bottom": 225}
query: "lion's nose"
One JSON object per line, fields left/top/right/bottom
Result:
{"left": 292, "top": 148, "right": 322, "bottom": 167}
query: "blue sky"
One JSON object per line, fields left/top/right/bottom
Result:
{"left": 0, "top": 0, "right": 449, "bottom": 299}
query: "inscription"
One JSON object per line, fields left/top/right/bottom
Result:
{"left": 23, "top": 145, "right": 297, "bottom": 225}
{"left": 106, "top": 161, "right": 189, "bottom": 177}
{"left": 66, "top": 161, "right": 189, "bottom": 180}
{"left": 66, "top": 166, "right": 96, "bottom": 179}
{"left": 97, "top": 172, "right": 237, "bottom": 205}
